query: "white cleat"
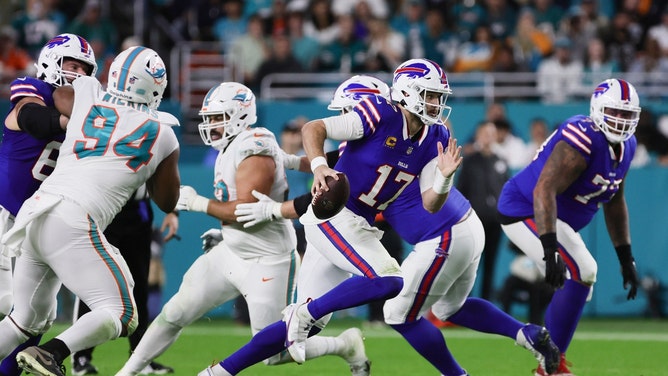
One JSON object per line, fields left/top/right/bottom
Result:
{"left": 283, "top": 302, "right": 316, "bottom": 364}
{"left": 338, "top": 328, "right": 371, "bottom": 376}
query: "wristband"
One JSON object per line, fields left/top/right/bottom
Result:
{"left": 310, "top": 156, "right": 328, "bottom": 173}
{"left": 432, "top": 173, "right": 454, "bottom": 194}
{"left": 539, "top": 232, "right": 558, "bottom": 252}
{"left": 272, "top": 202, "right": 284, "bottom": 219}
{"left": 614, "top": 244, "right": 634, "bottom": 264}
{"left": 283, "top": 153, "right": 302, "bottom": 171}
{"left": 191, "top": 195, "right": 210, "bottom": 213}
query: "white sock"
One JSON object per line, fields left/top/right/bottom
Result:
{"left": 305, "top": 335, "right": 344, "bottom": 359}
{"left": 210, "top": 364, "right": 233, "bottom": 376}
{"left": 121, "top": 314, "right": 183, "bottom": 373}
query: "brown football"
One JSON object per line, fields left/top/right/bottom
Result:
{"left": 311, "top": 172, "right": 350, "bottom": 219}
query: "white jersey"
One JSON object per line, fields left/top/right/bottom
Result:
{"left": 213, "top": 127, "right": 296, "bottom": 258}
{"left": 38, "top": 76, "right": 179, "bottom": 229}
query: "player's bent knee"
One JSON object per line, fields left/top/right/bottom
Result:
{"left": 123, "top": 314, "right": 138, "bottom": 337}
{"left": 0, "top": 293, "right": 12, "bottom": 318}
{"left": 161, "top": 297, "right": 191, "bottom": 328}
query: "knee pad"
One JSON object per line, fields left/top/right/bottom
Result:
{"left": 160, "top": 297, "right": 189, "bottom": 328}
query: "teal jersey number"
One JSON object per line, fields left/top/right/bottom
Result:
{"left": 74, "top": 106, "right": 158, "bottom": 171}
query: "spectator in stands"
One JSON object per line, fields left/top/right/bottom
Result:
{"left": 536, "top": 36, "right": 584, "bottom": 104}
{"left": 11, "top": 0, "right": 66, "bottom": 59}
{"left": 0, "top": 26, "right": 34, "bottom": 90}
{"left": 212, "top": 0, "right": 247, "bottom": 53}
{"left": 364, "top": 15, "right": 406, "bottom": 72}
{"left": 457, "top": 121, "right": 509, "bottom": 301}
{"left": 262, "top": 0, "right": 289, "bottom": 36}
{"left": 451, "top": 0, "right": 485, "bottom": 42}
{"left": 285, "top": 6, "right": 320, "bottom": 71}
{"left": 390, "top": 0, "right": 426, "bottom": 46}
{"left": 508, "top": 7, "right": 552, "bottom": 72}
{"left": 647, "top": 8, "right": 668, "bottom": 57}
{"left": 451, "top": 23, "right": 495, "bottom": 73}
{"left": 332, "top": 0, "right": 389, "bottom": 21}
{"left": 481, "top": 0, "right": 518, "bottom": 42}
{"left": 492, "top": 118, "right": 528, "bottom": 170}
{"left": 530, "top": 0, "right": 563, "bottom": 37}
{"left": 314, "top": 13, "right": 367, "bottom": 73}
{"left": 490, "top": 42, "right": 520, "bottom": 73}
{"left": 603, "top": 11, "right": 641, "bottom": 72}
{"left": 522, "top": 117, "right": 550, "bottom": 166}
{"left": 253, "top": 34, "right": 304, "bottom": 92}
{"left": 303, "top": 0, "right": 338, "bottom": 45}
{"left": 229, "top": 14, "right": 268, "bottom": 87}
{"left": 420, "top": 8, "right": 454, "bottom": 69}
{"left": 66, "top": 0, "right": 118, "bottom": 58}
{"left": 582, "top": 37, "right": 619, "bottom": 89}
{"left": 627, "top": 36, "right": 668, "bottom": 92}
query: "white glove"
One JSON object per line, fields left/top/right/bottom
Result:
{"left": 176, "top": 185, "right": 209, "bottom": 212}
{"left": 234, "top": 190, "right": 283, "bottom": 228}
{"left": 200, "top": 228, "right": 223, "bottom": 253}
{"left": 281, "top": 149, "right": 303, "bottom": 171}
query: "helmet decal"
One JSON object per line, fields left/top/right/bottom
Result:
{"left": 117, "top": 46, "right": 145, "bottom": 92}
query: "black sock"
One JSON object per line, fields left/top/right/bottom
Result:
{"left": 40, "top": 339, "right": 71, "bottom": 364}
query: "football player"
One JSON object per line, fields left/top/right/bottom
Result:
{"left": 116, "top": 82, "right": 369, "bottom": 376}
{"left": 0, "top": 33, "right": 97, "bottom": 376}
{"left": 198, "top": 58, "right": 462, "bottom": 376}
{"left": 236, "top": 74, "right": 561, "bottom": 375}
{"left": 497, "top": 78, "right": 641, "bottom": 375}
{"left": 0, "top": 46, "right": 180, "bottom": 376}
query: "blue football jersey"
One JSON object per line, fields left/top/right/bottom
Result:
{"left": 497, "top": 114, "right": 636, "bottom": 231}
{"left": 383, "top": 181, "right": 471, "bottom": 245}
{"left": 0, "top": 77, "right": 61, "bottom": 216}
{"left": 335, "top": 96, "right": 450, "bottom": 224}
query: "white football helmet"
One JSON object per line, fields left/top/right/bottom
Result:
{"left": 590, "top": 78, "right": 641, "bottom": 143}
{"left": 198, "top": 82, "right": 257, "bottom": 151}
{"left": 327, "top": 75, "right": 391, "bottom": 114}
{"left": 107, "top": 46, "right": 167, "bottom": 109}
{"left": 391, "top": 58, "right": 452, "bottom": 126}
{"left": 35, "top": 33, "right": 97, "bottom": 87}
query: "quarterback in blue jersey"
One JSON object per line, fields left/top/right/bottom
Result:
{"left": 198, "top": 59, "right": 462, "bottom": 376}
{"left": 497, "top": 78, "right": 641, "bottom": 376}
{"left": 0, "top": 33, "right": 97, "bottom": 376}
{"left": 235, "top": 75, "right": 560, "bottom": 375}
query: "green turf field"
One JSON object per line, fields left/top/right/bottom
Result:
{"left": 44, "top": 317, "right": 668, "bottom": 375}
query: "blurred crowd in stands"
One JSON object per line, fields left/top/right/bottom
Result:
{"left": 2, "top": 0, "right": 668, "bottom": 163}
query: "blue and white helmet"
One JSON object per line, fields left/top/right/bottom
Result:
{"left": 590, "top": 78, "right": 641, "bottom": 144}
{"left": 327, "top": 75, "right": 390, "bottom": 114}
{"left": 391, "top": 58, "right": 452, "bottom": 126}
{"left": 35, "top": 33, "right": 97, "bottom": 87}
{"left": 198, "top": 82, "right": 257, "bottom": 151}
{"left": 107, "top": 46, "right": 167, "bottom": 109}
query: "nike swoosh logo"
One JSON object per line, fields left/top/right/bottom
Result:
{"left": 261, "top": 277, "right": 274, "bottom": 282}
{"left": 577, "top": 123, "right": 587, "bottom": 132}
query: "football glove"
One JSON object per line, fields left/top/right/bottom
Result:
{"left": 200, "top": 228, "right": 222, "bottom": 253}
{"left": 615, "top": 245, "right": 639, "bottom": 300}
{"left": 234, "top": 190, "right": 283, "bottom": 228}
{"left": 176, "top": 185, "right": 209, "bottom": 212}
{"left": 540, "top": 233, "right": 566, "bottom": 289}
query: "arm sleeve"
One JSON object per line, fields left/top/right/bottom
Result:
{"left": 323, "top": 112, "right": 364, "bottom": 141}
{"left": 418, "top": 157, "right": 440, "bottom": 193}
{"left": 293, "top": 192, "right": 314, "bottom": 217}
{"left": 17, "top": 103, "right": 64, "bottom": 139}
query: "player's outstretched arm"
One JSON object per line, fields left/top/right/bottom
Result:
{"left": 420, "top": 138, "right": 463, "bottom": 213}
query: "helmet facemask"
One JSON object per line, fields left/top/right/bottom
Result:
{"left": 391, "top": 59, "right": 452, "bottom": 126}
{"left": 198, "top": 82, "right": 257, "bottom": 151}
{"left": 590, "top": 79, "right": 641, "bottom": 144}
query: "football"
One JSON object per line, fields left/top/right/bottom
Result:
{"left": 311, "top": 172, "right": 350, "bottom": 219}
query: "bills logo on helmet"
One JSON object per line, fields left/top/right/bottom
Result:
{"left": 394, "top": 59, "right": 449, "bottom": 87}
{"left": 45, "top": 35, "right": 70, "bottom": 49}
{"left": 344, "top": 84, "right": 381, "bottom": 101}
{"left": 593, "top": 82, "right": 610, "bottom": 98}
